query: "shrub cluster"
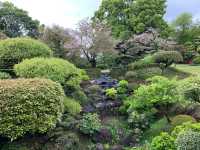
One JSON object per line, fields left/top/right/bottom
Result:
{"left": 0, "top": 78, "right": 65, "bottom": 140}
{"left": 0, "top": 72, "right": 11, "bottom": 79}
{"left": 0, "top": 38, "right": 52, "bottom": 69}
{"left": 63, "top": 97, "right": 82, "bottom": 116}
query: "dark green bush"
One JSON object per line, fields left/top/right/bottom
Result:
{"left": 63, "top": 97, "right": 82, "bottom": 116}
{"left": 79, "top": 113, "right": 102, "bottom": 135}
{"left": 0, "top": 78, "right": 64, "bottom": 140}
{"left": 0, "top": 72, "right": 11, "bottom": 79}
{"left": 0, "top": 38, "right": 52, "bottom": 69}
{"left": 175, "top": 130, "right": 200, "bottom": 150}
{"left": 153, "top": 51, "right": 183, "bottom": 71}
{"left": 193, "top": 56, "right": 200, "bottom": 64}
{"left": 171, "top": 115, "right": 196, "bottom": 128}
{"left": 1, "top": 143, "right": 29, "bottom": 150}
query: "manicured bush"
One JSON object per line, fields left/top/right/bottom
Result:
{"left": 178, "top": 77, "right": 200, "bottom": 102}
{"left": 153, "top": 51, "right": 183, "bottom": 71}
{"left": 193, "top": 56, "right": 200, "bottom": 64}
{"left": 0, "top": 38, "right": 52, "bottom": 69}
{"left": 175, "top": 130, "right": 200, "bottom": 150}
{"left": 63, "top": 97, "right": 82, "bottom": 116}
{"left": 14, "top": 57, "right": 89, "bottom": 102}
{"left": 150, "top": 132, "right": 176, "bottom": 150}
{"left": 79, "top": 113, "right": 102, "bottom": 135}
{"left": 0, "top": 78, "right": 65, "bottom": 140}
{"left": 0, "top": 72, "right": 11, "bottom": 79}
{"left": 171, "top": 115, "right": 196, "bottom": 128}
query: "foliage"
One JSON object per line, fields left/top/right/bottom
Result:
{"left": 79, "top": 113, "right": 102, "bottom": 135}
{"left": 105, "top": 88, "right": 117, "bottom": 100}
{"left": 127, "top": 76, "right": 179, "bottom": 117}
{"left": 193, "top": 56, "right": 200, "bottom": 64}
{"left": 0, "top": 2, "right": 39, "bottom": 38}
{"left": 1, "top": 143, "right": 29, "bottom": 150}
{"left": 150, "top": 132, "right": 176, "bottom": 150}
{"left": 129, "top": 55, "right": 156, "bottom": 70}
{"left": 178, "top": 77, "right": 200, "bottom": 102}
{"left": 171, "top": 115, "right": 196, "bottom": 128}
{"left": 40, "top": 25, "right": 71, "bottom": 58}
{"left": 94, "top": 0, "right": 169, "bottom": 39}
{"left": 175, "top": 130, "right": 200, "bottom": 150}
{"left": 0, "top": 78, "right": 64, "bottom": 140}
{"left": 14, "top": 57, "right": 88, "bottom": 90}
{"left": 0, "top": 72, "right": 11, "bottom": 79}
{"left": 0, "top": 38, "right": 52, "bottom": 70}
{"left": 69, "top": 90, "right": 88, "bottom": 105}
{"left": 153, "top": 51, "right": 183, "bottom": 71}
{"left": 117, "top": 80, "right": 129, "bottom": 95}
{"left": 63, "top": 97, "right": 82, "bottom": 116}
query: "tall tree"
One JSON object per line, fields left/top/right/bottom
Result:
{"left": 94, "top": 0, "right": 169, "bottom": 39}
{"left": 77, "top": 18, "right": 114, "bottom": 67}
{"left": 0, "top": 2, "right": 39, "bottom": 38}
{"left": 40, "top": 25, "right": 71, "bottom": 58}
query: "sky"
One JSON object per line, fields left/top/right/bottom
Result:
{"left": 2, "top": 0, "right": 200, "bottom": 29}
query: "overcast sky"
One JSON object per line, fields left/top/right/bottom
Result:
{"left": 2, "top": 0, "right": 200, "bottom": 29}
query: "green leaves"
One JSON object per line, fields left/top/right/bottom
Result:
{"left": 0, "top": 78, "right": 64, "bottom": 140}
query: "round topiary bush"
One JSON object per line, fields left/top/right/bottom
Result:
{"left": 14, "top": 57, "right": 89, "bottom": 95}
{"left": 0, "top": 78, "right": 65, "bottom": 140}
{"left": 0, "top": 38, "right": 52, "bottom": 69}
{"left": 175, "top": 130, "right": 200, "bottom": 150}
{"left": 171, "top": 115, "right": 196, "bottom": 128}
{"left": 0, "top": 72, "right": 11, "bottom": 79}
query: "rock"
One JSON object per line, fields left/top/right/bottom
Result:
{"left": 96, "top": 143, "right": 104, "bottom": 150}
{"left": 111, "top": 145, "right": 123, "bottom": 150}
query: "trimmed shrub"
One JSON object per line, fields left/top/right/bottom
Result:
{"left": 171, "top": 115, "right": 196, "bottom": 128}
{"left": 0, "top": 38, "right": 52, "bottom": 69}
{"left": 14, "top": 57, "right": 89, "bottom": 103}
{"left": 63, "top": 97, "right": 82, "bottom": 116}
{"left": 0, "top": 72, "right": 11, "bottom": 79}
{"left": 79, "top": 113, "right": 102, "bottom": 135}
{"left": 178, "top": 77, "right": 200, "bottom": 102}
{"left": 150, "top": 132, "right": 176, "bottom": 150}
{"left": 193, "top": 56, "right": 200, "bottom": 64}
{"left": 0, "top": 78, "right": 65, "bottom": 140}
{"left": 105, "top": 88, "right": 117, "bottom": 100}
{"left": 175, "top": 130, "right": 200, "bottom": 150}
{"left": 153, "top": 51, "right": 183, "bottom": 71}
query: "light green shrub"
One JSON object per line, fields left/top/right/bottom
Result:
{"left": 0, "top": 78, "right": 64, "bottom": 140}
{"left": 193, "top": 56, "right": 200, "bottom": 64}
{"left": 63, "top": 97, "right": 82, "bottom": 116}
{"left": 150, "top": 132, "right": 176, "bottom": 150}
{"left": 0, "top": 72, "right": 11, "bottom": 79}
{"left": 0, "top": 38, "right": 52, "bottom": 69}
{"left": 175, "top": 130, "right": 200, "bottom": 150}
{"left": 105, "top": 88, "right": 117, "bottom": 99}
{"left": 79, "top": 113, "right": 102, "bottom": 135}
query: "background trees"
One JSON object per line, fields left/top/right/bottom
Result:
{"left": 0, "top": 2, "right": 40, "bottom": 38}
{"left": 94, "top": 0, "right": 169, "bottom": 39}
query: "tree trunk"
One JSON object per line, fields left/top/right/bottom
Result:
{"left": 90, "top": 60, "right": 96, "bottom": 68}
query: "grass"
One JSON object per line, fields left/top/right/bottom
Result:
{"left": 173, "top": 64, "right": 200, "bottom": 76}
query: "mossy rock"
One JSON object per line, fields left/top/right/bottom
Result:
{"left": 171, "top": 115, "right": 196, "bottom": 128}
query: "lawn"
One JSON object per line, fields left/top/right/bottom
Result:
{"left": 174, "top": 64, "right": 200, "bottom": 76}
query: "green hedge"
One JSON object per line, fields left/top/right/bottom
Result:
{"left": 0, "top": 38, "right": 52, "bottom": 69}
{"left": 14, "top": 57, "right": 88, "bottom": 89}
{"left": 0, "top": 78, "right": 65, "bottom": 140}
{"left": 0, "top": 72, "right": 11, "bottom": 79}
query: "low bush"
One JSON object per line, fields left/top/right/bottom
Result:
{"left": 0, "top": 38, "right": 52, "bottom": 69}
{"left": 0, "top": 72, "right": 11, "bottom": 79}
{"left": 63, "top": 97, "right": 82, "bottom": 116}
{"left": 193, "top": 56, "right": 200, "bottom": 64}
{"left": 178, "top": 77, "right": 200, "bottom": 102}
{"left": 105, "top": 88, "right": 117, "bottom": 100}
{"left": 171, "top": 115, "right": 196, "bottom": 128}
{"left": 1, "top": 143, "right": 29, "bottom": 150}
{"left": 79, "top": 113, "right": 102, "bottom": 135}
{"left": 175, "top": 130, "right": 200, "bottom": 150}
{"left": 0, "top": 78, "right": 64, "bottom": 140}
{"left": 150, "top": 132, "right": 176, "bottom": 150}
